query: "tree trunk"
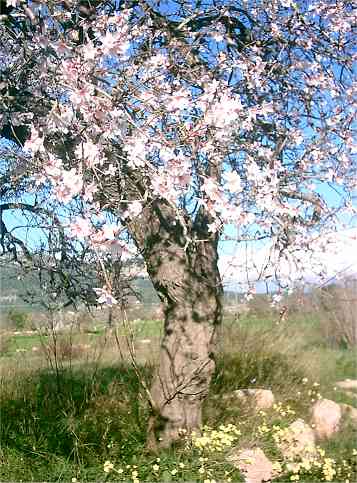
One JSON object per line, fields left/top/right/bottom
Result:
{"left": 148, "top": 286, "right": 221, "bottom": 448}
{"left": 143, "top": 232, "right": 222, "bottom": 448}
{"left": 121, "top": 191, "right": 223, "bottom": 448}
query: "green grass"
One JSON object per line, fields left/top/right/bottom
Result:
{"left": 0, "top": 364, "right": 150, "bottom": 477}
{"left": 0, "top": 314, "right": 356, "bottom": 481}
{"left": 2, "top": 333, "right": 97, "bottom": 357}
{"left": 1, "top": 319, "right": 162, "bottom": 357}
{"left": 7, "top": 333, "right": 44, "bottom": 352}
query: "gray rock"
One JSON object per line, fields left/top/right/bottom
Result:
{"left": 277, "top": 419, "right": 316, "bottom": 460}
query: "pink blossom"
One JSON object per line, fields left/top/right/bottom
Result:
{"left": 151, "top": 176, "right": 168, "bottom": 198}
{"left": 123, "top": 136, "right": 147, "bottom": 168}
{"left": 202, "top": 178, "right": 222, "bottom": 202}
{"left": 205, "top": 93, "right": 243, "bottom": 128}
{"left": 165, "top": 88, "right": 191, "bottom": 112}
{"left": 207, "top": 220, "right": 222, "bottom": 233}
{"left": 24, "top": 127, "right": 44, "bottom": 153}
{"left": 44, "top": 156, "right": 63, "bottom": 180}
{"left": 8, "top": 0, "right": 356, "bottom": 298}
{"left": 69, "top": 217, "right": 92, "bottom": 238}
{"left": 115, "top": 242, "right": 136, "bottom": 262}
{"left": 102, "top": 223, "right": 119, "bottom": 240}
{"left": 93, "top": 287, "right": 118, "bottom": 305}
{"left": 54, "top": 169, "right": 83, "bottom": 203}
{"left": 75, "top": 140, "right": 102, "bottom": 167}
{"left": 106, "top": 164, "right": 117, "bottom": 176}
{"left": 123, "top": 201, "right": 143, "bottom": 219}
{"left": 83, "top": 182, "right": 98, "bottom": 202}
{"left": 99, "top": 32, "right": 130, "bottom": 57}
{"left": 149, "top": 53, "right": 168, "bottom": 69}
{"left": 99, "top": 32, "right": 119, "bottom": 53}
{"left": 89, "top": 231, "right": 106, "bottom": 246}
{"left": 257, "top": 102, "right": 274, "bottom": 117}
{"left": 224, "top": 171, "right": 242, "bottom": 193}
{"left": 61, "top": 60, "right": 80, "bottom": 84}
{"left": 70, "top": 85, "right": 94, "bottom": 107}
{"left": 53, "top": 40, "right": 71, "bottom": 56}
{"left": 82, "top": 42, "right": 98, "bottom": 61}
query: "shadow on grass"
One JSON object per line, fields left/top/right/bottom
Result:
{"left": 211, "top": 350, "right": 304, "bottom": 395}
{"left": 0, "top": 363, "right": 153, "bottom": 466}
{"left": 205, "top": 336, "right": 306, "bottom": 426}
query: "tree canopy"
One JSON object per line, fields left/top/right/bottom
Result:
{"left": 1, "top": 0, "right": 355, "bottom": 294}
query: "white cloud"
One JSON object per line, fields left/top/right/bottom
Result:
{"left": 219, "top": 229, "right": 357, "bottom": 291}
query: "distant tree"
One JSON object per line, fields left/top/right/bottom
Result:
{"left": 0, "top": 0, "right": 355, "bottom": 448}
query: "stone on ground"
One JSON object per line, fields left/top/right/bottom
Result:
{"left": 311, "top": 399, "right": 342, "bottom": 439}
{"left": 277, "top": 419, "right": 316, "bottom": 460}
{"left": 335, "top": 379, "right": 357, "bottom": 390}
{"left": 232, "top": 389, "right": 275, "bottom": 410}
{"left": 227, "top": 447, "right": 275, "bottom": 483}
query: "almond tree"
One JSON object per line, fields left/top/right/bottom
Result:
{"left": 0, "top": 0, "right": 355, "bottom": 448}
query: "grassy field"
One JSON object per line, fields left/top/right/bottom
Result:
{"left": 0, "top": 313, "right": 356, "bottom": 482}
{"left": 1, "top": 319, "right": 162, "bottom": 354}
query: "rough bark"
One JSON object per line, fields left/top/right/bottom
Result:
{"left": 125, "top": 200, "right": 222, "bottom": 448}
{"left": 148, "top": 262, "right": 222, "bottom": 448}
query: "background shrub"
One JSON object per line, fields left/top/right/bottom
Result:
{"left": 6, "top": 308, "right": 29, "bottom": 330}
{"left": 313, "top": 279, "right": 357, "bottom": 348}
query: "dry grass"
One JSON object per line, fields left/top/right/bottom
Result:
{"left": 315, "top": 281, "right": 357, "bottom": 348}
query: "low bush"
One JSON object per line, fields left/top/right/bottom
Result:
{"left": 313, "top": 280, "right": 357, "bottom": 348}
{"left": 6, "top": 308, "right": 30, "bottom": 330}
{"left": 41, "top": 336, "right": 85, "bottom": 363}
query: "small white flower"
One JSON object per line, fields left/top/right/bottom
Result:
{"left": 104, "top": 461, "right": 114, "bottom": 473}
{"left": 94, "top": 287, "right": 118, "bottom": 306}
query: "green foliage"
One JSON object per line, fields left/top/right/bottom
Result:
{"left": 6, "top": 308, "right": 29, "bottom": 330}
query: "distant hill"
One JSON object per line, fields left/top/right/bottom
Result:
{"left": 0, "top": 262, "right": 241, "bottom": 312}
{"left": 0, "top": 262, "right": 37, "bottom": 313}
